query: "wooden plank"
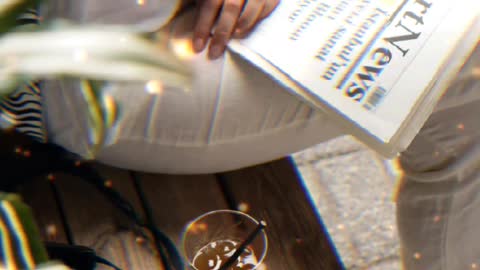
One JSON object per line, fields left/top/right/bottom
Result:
{"left": 19, "top": 176, "right": 68, "bottom": 243}
{"left": 134, "top": 172, "right": 229, "bottom": 270}
{"left": 133, "top": 173, "right": 229, "bottom": 248}
{"left": 218, "top": 157, "right": 345, "bottom": 270}
{"left": 53, "top": 163, "right": 164, "bottom": 270}
{"left": 0, "top": 130, "right": 67, "bottom": 243}
{"left": 17, "top": 154, "right": 343, "bottom": 269}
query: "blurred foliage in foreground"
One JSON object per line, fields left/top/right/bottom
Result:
{"left": 0, "top": 0, "right": 193, "bottom": 157}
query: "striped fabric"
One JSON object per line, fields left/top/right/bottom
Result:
{"left": 0, "top": 8, "right": 47, "bottom": 143}
{"left": 16, "top": 8, "right": 41, "bottom": 25}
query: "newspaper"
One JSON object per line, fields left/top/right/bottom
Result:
{"left": 228, "top": 0, "right": 480, "bottom": 157}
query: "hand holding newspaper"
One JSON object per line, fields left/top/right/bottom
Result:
{"left": 228, "top": 0, "right": 480, "bottom": 157}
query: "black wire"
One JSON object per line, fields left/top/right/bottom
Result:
{"left": 215, "top": 174, "right": 239, "bottom": 211}
{"left": 215, "top": 174, "right": 246, "bottom": 230}
{"left": 48, "top": 179, "right": 75, "bottom": 246}
{"left": 95, "top": 256, "right": 122, "bottom": 270}
{"left": 130, "top": 171, "right": 185, "bottom": 270}
{"left": 128, "top": 172, "right": 155, "bottom": 229}
{"left": 66, "top": 161, "right": 184, "bottom": 270}
{"left": 1, "top": 133, "right": 183, "bottom": 270}
{"left": 65, "top": 163, "right": 143, "bottom": 224}
{"left": 58, "top": 157, "right": 184, "bottom": 270}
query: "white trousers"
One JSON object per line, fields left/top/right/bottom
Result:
{"left": 43, "top": 6, "right": 342, "bottom": 174}
{"left": 42, "top": 2, "right": 480, "bottom": 269}
{"left": 395, "top": 45, "right": 480, "bottom": 270}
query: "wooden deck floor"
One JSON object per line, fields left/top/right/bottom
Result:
{"left": 18, "top": 157, "right": 344, "bottom": 270}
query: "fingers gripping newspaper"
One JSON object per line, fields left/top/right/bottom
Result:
{"left": 228, "top": 0, "right": 480, "bottom": 157}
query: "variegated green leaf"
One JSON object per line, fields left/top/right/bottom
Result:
{"left": 0, "top": 24, "right": 193, "bottom": 95}
{"left": 79, "top": 80, "right": 120, "bottom": 159}
{"left": 0, "top": 192, "right": 50, "bottom": 269}
{"left": 0, "top": 0, "right": 42, "bottom": 34}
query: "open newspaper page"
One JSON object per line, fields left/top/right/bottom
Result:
{"left": 228, "top": 0, "right": 480, "bottom": 157}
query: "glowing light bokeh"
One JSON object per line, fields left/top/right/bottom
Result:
{"left": 104, "top": 180, "right": 113, "bottom": 188}
{"left": 170, "top": 38, "right": 196, "bottom": 60}
{"left": 73, "top": 49, "right": 88, "bottom": 63}
{"left": 46, "top": 224, "right": 57, "bottom": 240}
{"left": 238, "top": 202, "right": 249, "bottom": 213}
{"left": 473, "top": 67, "right": 480, "bottom": 77}
{"left": 146, "top": 80, "right": 164, "bottom": 95}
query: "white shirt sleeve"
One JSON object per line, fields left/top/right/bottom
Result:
{"left": 43, "top": 0, "right": 181, "bottom": 32}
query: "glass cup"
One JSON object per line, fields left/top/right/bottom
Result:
{"left": 182, "top": 210, "right": 268, "bottom": 270}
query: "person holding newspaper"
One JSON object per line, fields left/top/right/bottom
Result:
{"left": 18, "top": 1, "right": 480, "bottom": 270}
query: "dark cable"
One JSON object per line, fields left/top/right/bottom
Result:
{"left": 48, "top": 179, "right": 75, "bottom": 246}
{"left": 1, "top": 129, "right": 183, "bottom": 270}
{"left": 95, "top": 256, "right": 122, "bottom": 270}
{"left": 215, "top": 174, "right": 239, "bottom": 211}
{"left": 130, "top": 170, "right": 185, "bottom": 270}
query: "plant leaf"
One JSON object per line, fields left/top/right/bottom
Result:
{"left": 79, "top": 80, "right": 121, "bottom": 159}
{"left": 0, "top": 0, "right": 42, "bottom": 34}
{"left": 0, "top": 25, "right": 193, "bottom": 92}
